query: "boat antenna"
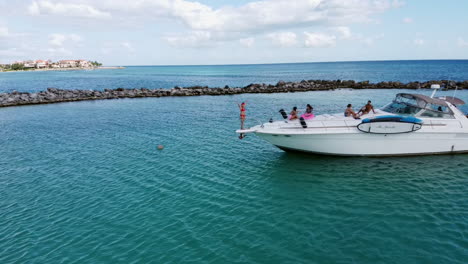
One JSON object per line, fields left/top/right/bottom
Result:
{"left": 430, "top": 84, "right": 440, "bottom": 98}
{"left": 452, "top": 81, "right": 458, "bottom": 99}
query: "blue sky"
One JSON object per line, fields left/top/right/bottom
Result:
{"left": 0, "top": 0, "right": 467, "bottom": 65}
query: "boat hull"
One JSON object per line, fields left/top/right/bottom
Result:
{"left": 256, "top": 132, "right": 468, "bottom": 156}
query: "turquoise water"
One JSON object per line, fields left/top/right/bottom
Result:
{"left": 1, "top": 89, "right": 468, "bottom": 263}
{"left": 1, "top": 60, "right": 468, "bottom": 93}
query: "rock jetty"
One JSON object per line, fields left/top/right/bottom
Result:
{"left": 1, "top": 80, "right": 468, "bottom": 108}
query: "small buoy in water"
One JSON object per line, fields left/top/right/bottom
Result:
{"left": 157, "top": 145, "right": 164, "bottom": 150}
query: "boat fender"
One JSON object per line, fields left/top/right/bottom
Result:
{"left": 279, "top": 109, "right": 288, "bottom": 119}
{"left": 299, "top": 117, "right": 307, "bottom": 128}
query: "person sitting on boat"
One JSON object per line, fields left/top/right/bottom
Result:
{"left": 345, "top": 104, "right": 360, "bottom": 119}
{"left": 358, "top": 100, "right": 376, "bottom": 115}
{"left": 300, "top": 104, "right": 315, "bottom": 120}
{"left": 289, "top": 106, "right": 299, "bottom": 120}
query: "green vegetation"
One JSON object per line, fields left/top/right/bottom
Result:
{"left": 10, "top": 63, "right": 25, "bottom": 71}
{"left": 91, "top": 61, "right": 102, "bottom": 67}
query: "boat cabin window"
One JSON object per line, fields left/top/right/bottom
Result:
{"left": 382, "top": 95, "right": 421, "bottom": 115}
{"left": 419, "top": 104, "right": 454, "bottom": 118}
{"left": 382, "top": 94, "right": 455, "bottom": 119}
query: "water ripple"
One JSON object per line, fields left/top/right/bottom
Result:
{"left": 1, "top": 91, "right": 468, "bottom": 263}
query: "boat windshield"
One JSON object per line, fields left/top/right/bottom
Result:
{"left": 382, "top": 94, "right": 455, "bottom": 119}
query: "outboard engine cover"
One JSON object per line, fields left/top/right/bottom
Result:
{"left": 299, "top": 117, "right": 307, "bottom": 128}
{"left": 279, "top": 109, "right": 288, "bottom": 119}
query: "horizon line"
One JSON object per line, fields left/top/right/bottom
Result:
{"left": 109, "top": 59, "right": 468, "bottom": 67}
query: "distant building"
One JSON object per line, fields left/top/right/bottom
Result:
{"left": 23, "top": 60, "right": 36, "bottom": 68}
{"left": 35, "top": 60, "right": 48, "bottom": 68}
{"left": 59, "top": 60, "right": 77, "bottom": 68}
{"left": 5, "top": 59, "right": 97, "bottom": 70}
{"left": 76, "top": 60, "right": 92, "bottom": 68}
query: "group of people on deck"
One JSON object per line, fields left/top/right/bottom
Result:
{"left": 289, "top": 104, "right": 315, "bottom": 120}
{"left": 345, "top": 100, "right": 376, "bottom": 119}
{"left": 288, "top": 100, "right": 375, "bottom": 121}
{"left": 238, "top": 100, "right": 376, "bottom": 131}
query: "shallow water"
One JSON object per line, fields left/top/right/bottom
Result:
{"left": 1, "top": 60, "right": 468, "bottom": 93}
{"left": 1, "top": 89, "right": 468, "bottom": 263}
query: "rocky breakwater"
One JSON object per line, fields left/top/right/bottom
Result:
{"left": 1, "top": 80, "right": 468, "bottom": 108}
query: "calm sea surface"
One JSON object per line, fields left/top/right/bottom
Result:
{"left": 1, "top": 62, "right": 468, "bottom": 263}
{"left": 1, "top": 60, "right": 468, "bottom": 93}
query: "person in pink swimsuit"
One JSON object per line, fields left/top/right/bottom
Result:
{"left": 301, "top": 104, "right": 315, "bottom": 120}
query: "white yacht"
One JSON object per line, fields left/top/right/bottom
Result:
{"left": 236, "top": 85, "right": 468, "bottom": 156}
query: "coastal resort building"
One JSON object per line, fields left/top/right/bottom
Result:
{"left": 4, "top": 59, "right": 96, "bottom": 70}
{"left": 59, "top": 60, "right": 78, "bottom": 68}
{"left": 23, "top": 60, "right": 36, "bottom": 68}
{"left": 35, "top": 60, "right": 49, "bottom": 68}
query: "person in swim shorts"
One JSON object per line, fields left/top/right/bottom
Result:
{"left": 358, "top": 100, "right": 376, "bottom": 115}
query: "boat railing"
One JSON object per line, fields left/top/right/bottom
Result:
{"left": 277, "top": 119, "right": 358, "bottom": 130}
{"left": 424, "top": 119, "right": 464, "bottom": 129}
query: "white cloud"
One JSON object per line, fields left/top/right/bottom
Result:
{"left": 121, "top": 42, "right": 135, "bottom": 53}
{"left": 28, "top": 0, "right": 111, "bottom": 19}
{"left": 334, "top": 26, "right": 351, "bottom": 39}
{"left": 403, "top": 17, "right": 413, "bottom": 23}
{"left": 357, "top": 33, "right": 384, "bottom": 46}
{"left": 49, "top": 34, "right": 66, "bottom": 46}
{"left": 165, "top": 0, "right": 401, "bottom": 33}
{"left": 0, "top": 48, "right": 25, "bottom": 57}
{"left": 101, "top": 41, "right": 137, "bottom": 55}
{"left": 457, "top": 38, "right": 468, "bottom": 47}
{"left": 163, "top": 31, "right": 213, "bottom": 48}
{"left": 49, "top": 33, "right": 83, "bottom": 47}
{"left": 239, "top": 37, "right": 254, "bottom": 48}
{"left": 22, "top": 0, "right": 402, "bottom": 50}
{"left": 28, "top": 0, "right": 400, "bottom": 33}
{"left": 47, "top": 47, "right": 72, "bottom": 56}
{"left": 413, "top": 38, "right": 424, "bottom": 46}
{"left": 267, "top": 32, "right": 297, "bottom": 47}
{"left": 0, "top": 26, "right": 9, "bottom": 37}
{"left": 304, "top": 32, "right": 336, "bottom": 48}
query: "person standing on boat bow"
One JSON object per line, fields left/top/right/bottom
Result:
{"left": 238, "top": 102, "right": 246, "bottom": 130}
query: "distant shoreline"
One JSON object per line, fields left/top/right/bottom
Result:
{"left": 0, "top": 66, "right": 125, "bottom": 73}
{"left": 1, "top": 79, "right": 467, "bottom": 108}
